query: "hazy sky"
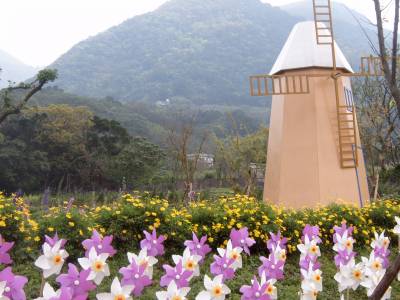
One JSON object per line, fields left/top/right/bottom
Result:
{"left": 0, "top": 0, "right": 396, "bottom": 67}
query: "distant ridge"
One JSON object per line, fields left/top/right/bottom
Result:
{"left": 50, "top": 0, "right": 376, "bottom": 105}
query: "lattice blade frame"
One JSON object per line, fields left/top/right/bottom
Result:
{"left": 249, "top": 74, "right": 310, "bottom": 96}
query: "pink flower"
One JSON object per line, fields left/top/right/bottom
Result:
{"left": 82, "top": 230, "right": 116, "bottom": 257}
{"left": 230, "top": 228, "right": 255, "bottom": 255}
{"left": 184, "top": 232, "right": 211, "bottom": 262}
{"left": 140, "top": 229, "right": 165, "bottom": 257}
{"left": 0, "top": 235, "right": 14, "bottom": 265}
{"left": 0, "top": 267, "right": 28, "bottom": 300}
{"left": 160, "top": 260, "right": 193, "bottom": 288}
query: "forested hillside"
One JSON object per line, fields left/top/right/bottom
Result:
{"left": 51, "top": 0, "right": 374, "bottom": 105}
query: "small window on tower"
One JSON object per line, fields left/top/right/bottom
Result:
{"left": 344, "top": 87, "right": 353, "bottom": 112}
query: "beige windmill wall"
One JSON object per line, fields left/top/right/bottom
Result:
{"left": 264, "top": 68, "right": 369, "bottom": 208}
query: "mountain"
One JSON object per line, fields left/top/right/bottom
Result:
{"left": 50, "top": 0, "right": 377, "bottom": 105}
{"left": 0, "top": 49, "right": 38, "bottom": 88}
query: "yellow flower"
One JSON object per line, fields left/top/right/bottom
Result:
{"left": 68, "top": 222, "right": 75, "bottom": 227}
{"left": 34, "top": 236, "right": 40, "bottom": 242}
{"left": 48, "top": 227, "right": 54, "bottom": 232}
{"left": 208, "top": 237, "right": 214, "bottom": 243}
{"left": 0, "top": 220, "right": 5, "bottom": 227}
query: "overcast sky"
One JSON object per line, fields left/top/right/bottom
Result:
{"left": 0, "top": 0, "right": 396, "bottom": 67}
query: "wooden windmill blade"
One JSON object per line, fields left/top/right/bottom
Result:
{"left": 249, "top": 74, "right": 310, "bottom": 96}
{"left": 312, "top": 0, "right": 358, "bottom": 169}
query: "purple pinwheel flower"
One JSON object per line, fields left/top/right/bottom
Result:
{"left": 82, "top": 229, "right": 116, "bottom": 257}
{"left": 210, "top": 252, "right": 236, "bottom": 281}
{"left": 334, "top": 249, "right": 356, "bottom": 268}
{"left": 230, "top": 227, "right": 256, "bottom": 255}
{"left": 240, "top": 275, "right": 272, "bottom": 300}
{"left": 299, "top": 255, "right": 320, "bottom": 272}
{"left": 302, "top": 225, "right": 321, "bottom": 244}
{"left": 56, "top": 263, "right": 96, "bottom": 298}
{"left": 0, "top": 235, "right": 14, "bottom": 265}
{"left": 258, "top": 255, "right": 284, "bottom": 280}
{"left": 333, "top": 223, "right": 353, "bottom": 244}
{"left": 120, "top": 260, "right": 152, "bottom": 296}
{"left": 0, "top": 267, "right": 28, "bottom": 300}
{"left": 267, "top": 231, "right": 287, "bottom": 252}
{"left": 374, "top": 246, "right": 390, "bottom": 268}
{"left": 184, "top": 232, "right": 211, "bottom": 262}
{"left": 45, "top": 232, "right": 67, "bottom": 249}
{"left": 160, "top": 260, "right": 193, "bottom": 288}
{"left": 140, "top": 229, "right": 165, "bottom": 257}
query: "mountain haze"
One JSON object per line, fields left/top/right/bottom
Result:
{"left": 51, "top": 0, "right": 377, "bottom": 105}
{"left": 0, "top": 49, "right": 38, "bottom": 88}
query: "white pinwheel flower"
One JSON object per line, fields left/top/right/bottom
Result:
{"left": 34, "top": 283, "right": 60, "bottom": 300}
{"left": 297, "top": 236, "right": 321, "bottom": 260}
{"left": 127, "top": 247, "right": 158, "bottom": 278}
{"left": 78, "top": 247, "right": 110, "bottom": 285}
{"left": 300, "top": 288, "right": 319, "bottom": 300}
{"left": 96, "top": 277, "right": 134, "bottom": 300}
{"left": 301, "top": 265, "right": 322, "bottom": 293}
{"left": 34, "top": 240, "right": 69, "bottom": 278}
{"left": 216, "top": 240, "right": 243, "bottom": 270}
{"left": 259, "top": 272, "right": 278, "bottom": 299}
{"left": 0, "top": 281, "right": 9, "bottom": 300}
{"left": 271, "top": 244, "right": 287, "bottom": 262}
{"left": 361, "top": 252, "right": 384, "bottom": 277}
{"left": 195, "top": 274, "right": 231, "bottom": 300}
{"left": 371, "top": 231, "right": 390, "bottom": 250}
{"left": 334, "top": 259, "right": 364, "bottom": 292}
{"left": 393, "top": 216, "right": 400, "bottom": 235}
{"left": 156, "top": 280, "right": 190, "bottom": 300}
{"left": 361, "top": 271, "right": 391, "bottom": 299}
{"left": 172, "top": 247, "right": 202, "bottom": 278}
{"left": 333, "top": 231, "right": 355, "bottom": 253}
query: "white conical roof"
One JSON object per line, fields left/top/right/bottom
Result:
{"left": 269, "top": 21, "right": 353, "bottom": 75}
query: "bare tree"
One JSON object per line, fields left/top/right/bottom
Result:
{"left": 0, "top": 69, "right": 57, "bottom": 124}
{"left": 166, "top": 113, "right": 208, "bottom": 202}
{"left": 373, "top": 0, "right": 400, "bottom": 114}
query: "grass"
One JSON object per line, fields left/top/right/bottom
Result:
{"left": 10, "top": 246, "right": 400, "bottom": 299}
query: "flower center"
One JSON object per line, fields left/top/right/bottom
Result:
{"left": 153, "top": 240, "right": 157, "bottom": 244}
{"left": 313, "top": 291, "right": 318, "bottom": 297}
{"left": 53, "top": 254, "right": 62, "bottom": 265}
{"left": 310, "top": 245, "right": 317, "bottom": 254}
{"left": 4, "top": 286, "right": 10, "bottom": 293}
{"left": 196, "top": 244, "right": 201, "bottom": 249}
{"left": 231, "top": 252, "right": 239, "bottom": 260}
{"left": 255, "top": 291, "right": 260, "bottom": 297}
{"left": 134, "top": 274, "right": 140, "bottom": 279}
{"left": 186, "top": 260, "right": 195, "bottom": 270}
{"left": 353, "top": 270, "right": 361, "bottom": 279}
{"left": 223, "top": 263, "right": 227, "bottom": 268}
{"left": 265, "top": 285, "right": 274, "bottom": 294}
{"left": 74, "top": 280, "right": 80, "bottom": 286}
{"left": 98, "top": 245, "right": 103, "bottom": 250}
{"left": 172, "top": 296, "right": 182, "bottom": 300}
{"left": 175, "top": 275, "right": 180, "bottom": 280}
{"left": 314, "top": 274, "right": 321, "bottom": 282}
{"left": 114, "top": 295, "right": 125, "bottom": 300}
{"left": 373, "top": 261, "right": 381, "bottom": 270}
{"left": 93, "top": 260, "right": 104, "bottom": 272}
{"left": 240, "top": 239, "right": 245, "bottom": 244}
{"left": 139, "top": 259, "right": 148, "bottom": 267}
{"left": 346, "top": 240, "right": 352, "bottom": 248}
{"left": 212, "top": 285, "right": 222, "bottom": 296}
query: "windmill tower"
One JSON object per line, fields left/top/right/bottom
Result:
{"left": 249, "top": 0, "right": 387, "bottom": 208}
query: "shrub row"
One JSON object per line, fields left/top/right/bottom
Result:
{"left": 1, "top": 192, "right": 399, "bottom": 262}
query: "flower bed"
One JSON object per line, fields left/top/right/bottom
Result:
{"left": 1, "top": 192, "right": 400, "bottom": 299}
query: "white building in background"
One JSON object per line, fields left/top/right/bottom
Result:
{"left": 187, "top": 153, "right": 214, "bottom": 168}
